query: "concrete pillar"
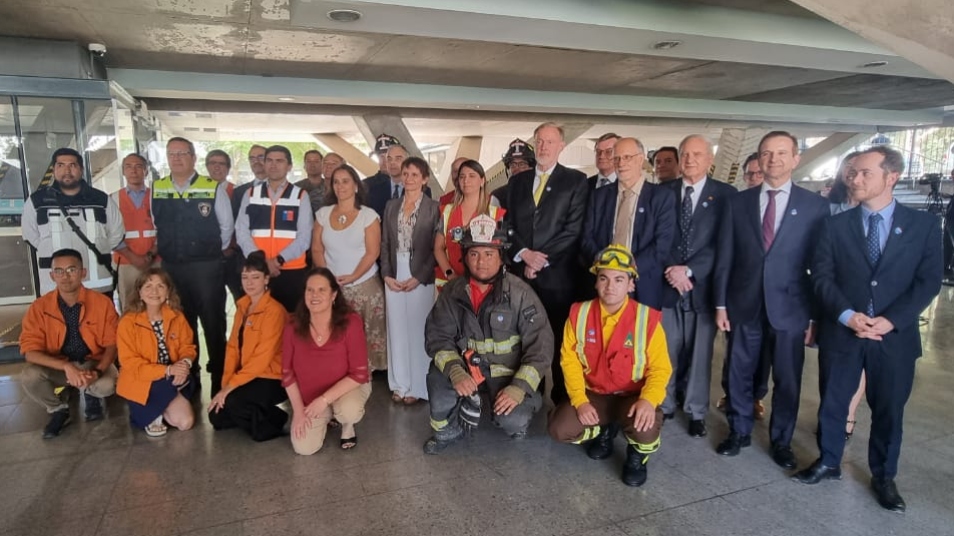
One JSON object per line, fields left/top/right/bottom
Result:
{"left": 354, "top": 114, "right": 439, "bottom": 190}
{"left": 312, "top": 133, "right": 378, "bottom": 178}
{"left": 790, "top": 0, "right": 954, "bottom": 83}
{"left": 793, "top": 132, "right": 869, "bottom": 179}
{"left": 436, "top": 136, "right": 483, "bottom": 191}
{"left": 712, "top": 128, "right": 766, "bottom": 184}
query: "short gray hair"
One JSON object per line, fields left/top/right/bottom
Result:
{"left": 678, "top": 135, "right": 714, "bottom": 157}
{"left": 534, "top": 122, "right": 565, "bottom": 142}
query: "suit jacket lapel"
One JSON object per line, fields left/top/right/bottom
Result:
{"left": 633, "top": 183, "right": 649, "bottom": 244}
{"left": 771, "top": 186, "right": 800, "bottom": 249}
{"left": 746, "top": 188, "right": 763, "bottom": 250}
{"left": 536, "top": 165, "right": 560, "bottom": 206}
{"left": 877, "top": 203, "right": 909, "bottom": 270}
{"left": 690, "top": 178, "right": 715, "bottom": 226}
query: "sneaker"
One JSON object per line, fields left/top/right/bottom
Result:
{"left": 84, "top": 393, "right": 104, "bottom": 421}
{"left": 42, "top": 409, "right": 71, "bottom": 439}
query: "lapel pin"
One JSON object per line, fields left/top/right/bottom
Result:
{"left": 702, "top": 202, "right": 709, "bottom": 208}
{"left": 894, "top": 227, "right": 902, "bottom": 235}
{"left": 790, "top": 209, "right": 798, "bottom": 216}
{"left": 638, "top": 207, "right": 645, "bottom": 213}
{"left": 707, "top": 196, "right": 713, "bottom": 201}
{"left": 545, "top": 186, "right": 551, "bottom": 192}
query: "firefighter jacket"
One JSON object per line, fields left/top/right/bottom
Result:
{"left": 22, "top": 180, "right": 124, "bottom": 294}
{"left": 425, "top": 272, "right": 553, "bottom": 396}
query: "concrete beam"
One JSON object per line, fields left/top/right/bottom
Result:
{"left": 353, "top": 114, "right": 424, "bottom": 160}
{"left": 793, "top": 131, "right": 869, "bottom": 179}
{"left": 112, "top": 70, "right": 943, "bottom": 129}
{"left": 790, "top": 0, "right": 954, "bottom": 83}
{"left": 436, "top": 136, "right": 482, "bottom": 191}
{"left": 312, "top": 133, "right": 378, "bottom": 178}
{"left": 712, "top": 128, "right": 766, "bottom": 184}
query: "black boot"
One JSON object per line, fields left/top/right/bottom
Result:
{"left": 621, "top": 445, "right": 649, "bottom": 487}
{"left": 586, "top": 424, "right": 617, "bottom": 460}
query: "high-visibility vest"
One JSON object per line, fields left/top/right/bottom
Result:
{"left": 152, "top": 174, "right": 222, "bottom": 262}
{"left": 246, "top": 182, "right": 306, "bottom": 270}
{"left": 112, "top": 188, "right": 157, "bottom": 265}
{"left": 568, "top": 297, "right": 661, "bottom": 395}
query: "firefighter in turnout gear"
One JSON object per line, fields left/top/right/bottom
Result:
{"left": 547, "top": 244, "right": 672, "bottom": 487}
{"left": 423, "top": 214, "right": 553, "bottom": 454}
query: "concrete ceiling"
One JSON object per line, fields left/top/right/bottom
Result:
{"left": 0, "top": 0, "right": 950, "bottom": 131}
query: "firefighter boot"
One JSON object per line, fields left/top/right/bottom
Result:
{"left": 621, "top": 445, "right": 650, "bottom": 487}
{"left": 586, "top": 424, "right": 617, "bottom": 460}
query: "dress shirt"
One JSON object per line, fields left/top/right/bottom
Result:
{"left": 611, "top": 180, "right": 644, "bottom": 249}
{"left": 124, "top": 186, "right": 148, "bottom": 209}
{"left": 595, "top": 172, "right": 617, "bottom": 188}
{"left": 759, "top": 179, "right": 792, "bottom": 234}
{"left": 235, "top": 180, "right": 314, "bottom": 261}
{"left": 682, "top": 177, "right": 707, "bottom": 213}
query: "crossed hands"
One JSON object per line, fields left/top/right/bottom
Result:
{"left": 522, "top": 250, "right": 548, "bottom": 279}
{"left": 847, "top": 313, "right": 894, "bottom": 341}
{"left": 664, "top": 266, "right": 693, "bottom": 294}
{"left": 384, "top": 276, "right": 421, "bottom": 292}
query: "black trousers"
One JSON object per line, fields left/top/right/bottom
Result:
{"left": 726, "top": 313, "right": 805, "bottom": 445}
{"left": 269, "top": 268, "right": 308, "bottom": 313}
{"left": 223, "top": 250, "right": 245, "bottom": 302}
{"left": 164, "top": 259, "right": 228, "bottom": 393}
{"left": 817, "top": 342, "right": 916, "bottom": 480}
{"left": 533, "top": 286, "right": 574, "bottom": 405}
{"left": 208, "top": 378, "right": 288, "bottom": 442}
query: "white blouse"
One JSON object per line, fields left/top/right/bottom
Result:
{"left": 316, "top": 206, "right": 380, "bottom": 286}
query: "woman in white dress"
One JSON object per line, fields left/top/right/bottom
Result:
{"left": 311, "top": 165, "right": 387, "bottom": 372}
{"left": 381, "top": 157, "right": 440, "bottom": 405}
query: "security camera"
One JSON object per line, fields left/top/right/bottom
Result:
{"left": 88, "top": 43, "right": 107, "bottom": 56}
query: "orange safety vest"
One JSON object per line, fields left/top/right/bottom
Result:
{"left": 568, "top": 297, "right": 661, "bottom": 395}
{"left": 246, "top": 182, "right": 307, "bottom": 270}
{"left": 113, "top": 188, "right": 157, "bottom": 265}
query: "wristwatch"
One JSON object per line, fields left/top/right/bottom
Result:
{"left": 276, "top": 255, "right": 286, "bottom": 266}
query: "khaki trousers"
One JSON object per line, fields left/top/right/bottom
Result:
{"left": 21, "top": 361, "right": 118, "bottom": 413}
{"left": 292, "top": 383, "right": 372, "bottom": 455}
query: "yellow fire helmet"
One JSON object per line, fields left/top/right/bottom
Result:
{"left": 590, "top": 244, "right": 639, "bottom": 279}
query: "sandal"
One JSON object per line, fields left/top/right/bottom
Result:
{"left": 402, "top": 396, "right": 419, "bottom": 406}
{"left": 391, "top": 391, "right": 403, "bottom": 404}
{"left": 845, "top": 419, "right": 857, "bottom": 441}
{"left": 145, "top": 416, "right": 168, "bottom": 437}
{"left": 340, "top": 435, "right": 358, "bottom": 450}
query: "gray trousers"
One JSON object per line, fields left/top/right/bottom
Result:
{"left": 21, "top": 361, "right": 118, "bottom": 413}
{"left": 426, "top": 363, "right": 542, "bottom": 440}
{"left": 660, "top": 307, "right": 716, "bottom": 419}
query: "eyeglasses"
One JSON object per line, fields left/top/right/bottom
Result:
{"left": 743, "top": 171, "right": 764, "bottom": 178}
{"left": 613, "top": 153, "right": 643, "bottom": 164}
{"left": 596, "top": 149, "right": 615, "bottom": 157}
{"left": 167, "top": 151, "right": 193, "bottom": 158}
{"left": 51, "top": 267, "right": 80, "bottom": 277}
{"left": 248, "top": 155, "right": 266, "bottom": 162}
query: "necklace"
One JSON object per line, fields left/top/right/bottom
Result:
{"left": 309, "top": 321, "right": 330, "bottom": 344}
{"left": 335, "top": 206, "right": 357, "bottom": 225}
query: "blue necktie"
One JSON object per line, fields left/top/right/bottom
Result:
{"left": 866, "top": 213, "right": 883, "bottom": 315}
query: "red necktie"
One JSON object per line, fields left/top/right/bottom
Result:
{"left": 762, "top": 190, "right": 779, "bottom": 250}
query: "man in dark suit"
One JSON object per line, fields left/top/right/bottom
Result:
{"left": 659, "top": 135, "right": 737, "bottom": 437}
{"left": 491, "top": 138, "right": 535, "bottom": 211}
{"left": 794, "top": 146, "right": 942, "bottom": 513}
{"left": 652, "top": 146, "right": 679, "bottom": 184}
{"left": 581, "top": 137, "right": 676, "bottom": 311}
{"left": 362, "top": 133, "right": 400, "bottom": 191}
{"left": 505, "top": 122, "right": 589, "bottom": 403}
{"left": 587, "top": 133, "right": 619, "bottom": 191}
{"left": 714, "top": 131, "right": 830, "bottom": 470}
{"left": 366, "top": 144, "right": 409, "bottom": 219}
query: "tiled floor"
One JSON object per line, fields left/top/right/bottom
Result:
{"left": 1, "top": 290, "right": 953, "bottom": 536}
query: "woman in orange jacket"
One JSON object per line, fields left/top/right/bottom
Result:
{"left": 117, "top": 268, "right": 197, "bottom": 437}
{"left": 208, "top": 252, "right": 289, "bottom": 441}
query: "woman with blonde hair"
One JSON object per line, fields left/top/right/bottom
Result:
{"left": 434, "top": 159, "right": 505, "bottom": 289}
{"left": 116, "top": 267, "right": 196, "bottom": 437}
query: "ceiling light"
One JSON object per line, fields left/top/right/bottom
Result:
{"left": 652, "top": 40, "right": 681, "bottom": 50}
{"left": 278, "top": 97, "right": 295, "bottom": 102}
{"left": 860, "top": 60, "right": 889, "bottom": 68}
{"left": 327, "top": 9, "right": 362, "bottom": 23}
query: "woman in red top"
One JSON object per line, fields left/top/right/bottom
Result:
{"left": 282, "top": 267, "right": 371, "bottom": 455}
{"left": 434, "top": 160, "right": 505, "bottom": 289}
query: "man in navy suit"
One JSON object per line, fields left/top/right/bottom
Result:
{"left": 659, "top": 135, "right": 737, "bottom": 437}
{"left": 587, "top": 133, "right": 620, "bottom": 191}
{"left": 505, "top": 122, "right": 590, "bottom": 403}
{"left": 794, "top": 146, "right": 942, "bottom": 513}
{"left": 581, "top": 137, "right": 676, "bottom": 311}
{"left": 714, "top": 131, "right": 829, "bottom": 470}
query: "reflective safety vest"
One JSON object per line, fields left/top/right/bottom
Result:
{"left": 246, "top": 182, "right": 306, "bottom": 270}
{"left": 112, "top": 188, "right": 157, "bottom": 265}
{"left": 569, "top": 297, "right": 661, "bottom": 395}
{"left": 152, "top": 174, "right": 222, "bottom": 263}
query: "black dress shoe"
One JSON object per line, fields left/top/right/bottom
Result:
{"left": 688, "top": 419, "right": 707, "bottom": 438}
{"left": 871, "top": 478, "right": 906, "bottom": 513}
{"left": 793, "top": 459, "right": 842, "bottom": 484}
{"left": 716, "top": 433, "right": 751, "bottom": 456}
{"left": 771, "top": 444, "right": 797, "bottom": 470}
{"left": 586, "top": 425, "right": 616, "bottom": 460}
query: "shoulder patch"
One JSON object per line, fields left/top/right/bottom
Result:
{"left": 521, "top": 305, "right": 537, "bottom": 322}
